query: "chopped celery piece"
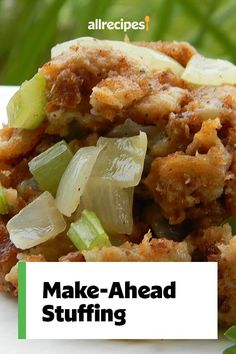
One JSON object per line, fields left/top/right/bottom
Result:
{"left": 0, "top": 184, "right": 9, "bottom": 215}
{"left": 7, "top": 73, "right": 46, "bottom": 129}
{"left": 223, "top": 345, "right": 236, "bottom": 354}
{"left": 29, "top": 140, "right": 73, "bottom": 196}
{"left": 222, "top": 216, "right": 236, "bottom": 235}
{"left": 67, "top": 210, "right": 111, "bottom": 251}
{"left": 225, "top": 326, "right": 236, "bottom": 342}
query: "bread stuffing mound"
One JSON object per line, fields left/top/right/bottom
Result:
{"left": 0, "top": 39, "right": 235, "bottom": 327}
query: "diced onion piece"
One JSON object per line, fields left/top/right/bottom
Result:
{"left": 51, "top": 37, "right": 184, "bottom": 76}
{"left": 0, "top": 184, "right": 9, "bottom": 215}
{"left": 67, "top": 209, "right": 111, "bottom": 251}
{"left": 109, "top": 40, "right": 184, "bottom": 76}
{"left": 92, "top": 132, "right": 147, "bottom": 188}
{"left": 29, "top": 140, "right": 73, "bottom": 196}
{"left": 51, "top": 37, "right": 110, "bottom": 57}
{"left": 56, "top": 146, "right": 102, "bottom": 217}
{"left": 7, "top": 192, "right": 66, "bottom": 250}
{"left": 81, "top": 179, "right": 134, "bottom": 235}
{"left": 7, "top": 73, "right": 46, "bottom": 129}
{"left": 181, "top": 54, "right": 236, "bottom": 86}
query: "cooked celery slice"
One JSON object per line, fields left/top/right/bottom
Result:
{"left": 67, "top": 210, "right": 111, "bottom": 251}
{"left": 29, "top": 140, "right": 73, "bottom": 196}
{"left": 7, "top": 73, "right": 46, "bottom": 129}
{"left": 225, "top": 326, "right": 236, "bottom": 342}
{"left": 223, "top": 345, "right": 236, "bottom": 354}
{"left": 0, "top": 184, "right": 9, "bottom": 215}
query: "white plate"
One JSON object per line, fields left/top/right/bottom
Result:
{"left": 0, "top": 86, "right": 231, "bottom": 353}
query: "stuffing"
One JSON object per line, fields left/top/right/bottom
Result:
{"left": 187, "top": 224, "right": 236, "bottom": 328}
{"left": 0, "top": 222, "right": 17, "bottom": 293}
{"left": 5, "top": 253, "right": 46, "bottom": 295}
{"left": 145, "top": 119, "right": 231, "bottom": 224}
{"left": 41, "top": 45, "right": 189, "bottom": 136}
{"left": 83, "top": 233, "right": 191, "bottom": 262}
{"left": 0, "top": 39, "right": 235, "bottom": 327}
{"left": 0, "top": 125, "right": 45, "bottom": 160}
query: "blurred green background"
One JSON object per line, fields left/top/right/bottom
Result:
{"left": 0, "top": 0, "right": 235, "bottom": 85}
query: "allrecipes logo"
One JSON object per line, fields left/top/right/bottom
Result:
{"left": 88, "top": 16, "right": 150, "bottom": 32}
